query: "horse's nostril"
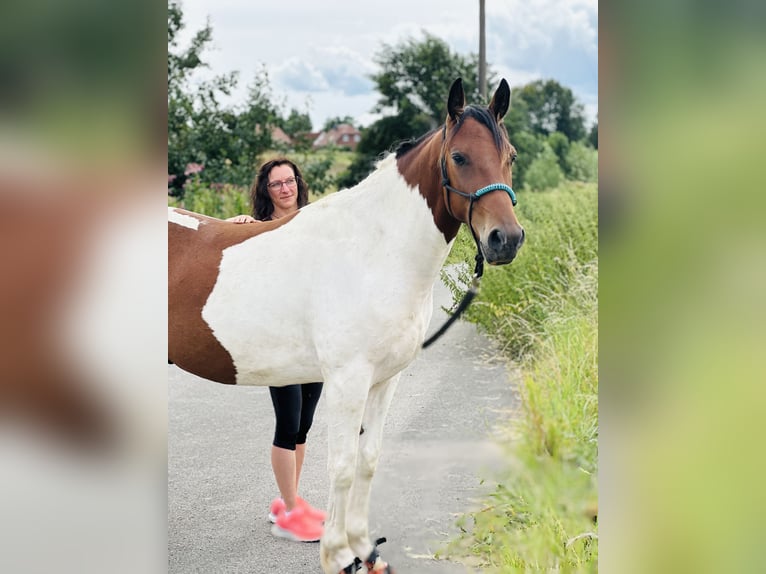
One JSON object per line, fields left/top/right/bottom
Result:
{"left": 488, "top": 228, "right": 506, "bottom": 250}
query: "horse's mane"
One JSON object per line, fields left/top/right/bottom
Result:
{"left": 395, "top": 105, "right": 507, "bottom": 160}
{"left": 395, "top": 127, "right": 440, "bottom": 159}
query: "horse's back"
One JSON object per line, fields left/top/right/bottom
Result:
{"left": 167, "top": 208, "right": 296, "bottom": 384}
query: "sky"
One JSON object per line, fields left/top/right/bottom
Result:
{"left": 176, "top": 0, "right": 598, "bottom": 131}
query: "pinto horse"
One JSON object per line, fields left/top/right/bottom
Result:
{"left": 168, "top": 78, "right": 524, "bottom": 574}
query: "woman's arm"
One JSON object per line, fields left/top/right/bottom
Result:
{"left": 225, "top": 215, "right": 257, "bottom": 223}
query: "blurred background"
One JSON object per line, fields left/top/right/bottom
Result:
{"left": 0, "top": 0, "right": 166, "bottom": 572}
{"left": 599, "top": 1, "right": 766, "bottom": 573}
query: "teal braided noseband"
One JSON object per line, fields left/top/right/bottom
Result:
{"left": 473, "top": 183, "right": 517, "bottom": 206}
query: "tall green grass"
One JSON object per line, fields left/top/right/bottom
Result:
{"left": 442, "top": 182, "right": 598, "bottom": 571}
{"left": 168, "top": 178, "right": 251, "bottom": 220}
{"left": 444, "top": 182, "right": 598, "bottom": 361}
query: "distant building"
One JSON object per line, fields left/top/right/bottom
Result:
{"left": 254, "top": 124, "right": 294, "bottom": 147}
{"left": 313, "top": 123, "right": 362, "bottom": 151}
{"left": 270, "top": 126, "right": 293, "bottom": 146}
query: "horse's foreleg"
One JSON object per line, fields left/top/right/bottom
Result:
{"left": 320, "top": 365, "right": 372, "bottom": 574}
{"left": 347, "top": 374, "right": 400, "bottom": 569}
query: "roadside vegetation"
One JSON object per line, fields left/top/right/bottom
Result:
{"left": 440, "top": 182, "right": 598, "bottom": 572}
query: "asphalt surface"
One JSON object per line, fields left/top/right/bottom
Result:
{"left": 168, "top": 279, "right": 521, "bottom": 574}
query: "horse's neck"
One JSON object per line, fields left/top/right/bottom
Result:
{"left": 319, "top": 155, "right": 454, "bottom": 288}
{"left": 395, "top": 132, "right": 461, "bottom": 244}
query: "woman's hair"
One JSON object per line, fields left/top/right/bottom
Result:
{"left": 250, "top": 158, "right": 309, "bottom": 221}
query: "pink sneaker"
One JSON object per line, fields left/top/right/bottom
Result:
{"left": 268, "top": 497, "right": 285, "bottom": 523}
{"left": 268, "top": 496, "right": 326, "bottom": 524}
{"left": 297, "top": 497, "right": 327, "bottom": 523}
{"left": 271, "top": 506, "right": 324, "bottom": 543}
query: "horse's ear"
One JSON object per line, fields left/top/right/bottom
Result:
{"left": 488, "top": 78, "right": 510, "bottom": 122}
{"left": 447, "top": 78, "right": 465, "bottom": 122}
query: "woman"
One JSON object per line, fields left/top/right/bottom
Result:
{"left": 227, "top": 158, "right": 326, "bottom": 543}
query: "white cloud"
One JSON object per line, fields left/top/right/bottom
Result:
{"left": 175, "top": 0, "right": 597, "bottom": 131}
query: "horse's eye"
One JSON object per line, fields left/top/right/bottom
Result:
{"left": 510, "top": 153, "right": 518, "bottom": 165}
{"left": 451, "top": 153, "right": 467, "bottom": 166}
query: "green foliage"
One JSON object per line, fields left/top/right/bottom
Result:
{"left": 523, "top": 143, "right": 565, "bottom": 192}
{"left": 508, "top": 131, "right": 543, "bottom": 191}
{"left": 565, "top": 141, "right": 598, "bottom": 183}
{"left": 588, "top": 119, "right": 598, "bottom": 149}
{"left": 371, "top": 32, "right": 491, "bottom": 126}
{"left": 508, "top": 80, "right": 587, "bottom": 142}
{"left": 295, "top": 153, "right": 335, "bottom": 196}
{"left": 444, "top": 182, "right": 597, "bottom": 360}
{"left": 547, "top": 131, "right": 571, "bottom": 175}
{"left": 168, "top": 2, "right": 278, "bottom": 195}
{"left": 281, "top": 108, "right": 313, "bottom": 138}
{"left": 442, "top": 183, "right": 598, "bottom": 571}
{"left": 174, "top": 178, "right": 251, "bottom": 220}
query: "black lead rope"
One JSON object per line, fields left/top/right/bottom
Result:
{"left": 422, "top": 257, "right": 483, "bottom": 349}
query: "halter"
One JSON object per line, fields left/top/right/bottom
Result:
{"left": 438, "top": 122, "right": 517, "bottom": 280}
{"left": 422, "top": 126, "right": 518, "bottom": 349}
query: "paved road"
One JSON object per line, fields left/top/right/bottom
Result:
{"left": 168, "top": 280, "right": 520, "bottom": 573}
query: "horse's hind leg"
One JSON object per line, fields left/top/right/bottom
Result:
{"left": 319, "top": 364, "right": 373, "bottom": 574}
{"left": 347, "top": 374, "right": 400, "bottom": 569}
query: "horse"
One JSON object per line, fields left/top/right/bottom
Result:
{"left": 168, "top": 77, "right": 525, "bottom": 574}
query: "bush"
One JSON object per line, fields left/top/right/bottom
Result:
{"left": 172, "top": 178, "right": 251, "bottom": 219}
{"left": 509, "top": 130, "right": 545, "bottom": 191}
{"left": 523, "top": 143, "right": 565, "bottom": 192}
{"left": 565, "top": 141, "right": 598, "bottom": 183}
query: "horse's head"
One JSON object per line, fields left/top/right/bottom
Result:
{"left": 440, "top": 78, "right": 525, "bottom": 265}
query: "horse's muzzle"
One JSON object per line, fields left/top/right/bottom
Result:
{"left": 483, "top": 226, "right": 525, "bottom": 265}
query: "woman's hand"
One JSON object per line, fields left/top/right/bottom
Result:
{"left": 226, "top": 215, "right": 257, "bottom": 224}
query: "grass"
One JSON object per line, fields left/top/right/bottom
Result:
{"left": 440, "top": 182, "right": 598, "bottom": 572}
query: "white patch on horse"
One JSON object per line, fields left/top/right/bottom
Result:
{"left": 168, "top": 207, "right": 202, "bottom": 230}
{"left": 201, "top": 154, "right": 451, "bottom": 388}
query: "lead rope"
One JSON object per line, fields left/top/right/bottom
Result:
{"left": 421, "top": 252, "right": 483, "bottom": 349}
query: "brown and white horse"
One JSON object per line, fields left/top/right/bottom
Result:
{"left": 168, "top": 78, "right": 524, "bottom": 574}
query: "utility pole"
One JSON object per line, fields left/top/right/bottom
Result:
{"left": 479, "top": 0, "right": 486, "bottom": 99}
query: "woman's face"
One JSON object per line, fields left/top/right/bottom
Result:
{"left": 266, "top": 164, "right": 299, "bottom": 216}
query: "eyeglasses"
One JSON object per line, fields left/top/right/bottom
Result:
{"left": 267, "top": 177, "right": 298, "bottom": 191}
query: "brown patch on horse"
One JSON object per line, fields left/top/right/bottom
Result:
{"left": 168, "top": 209, "right": 298, "bottom": 384}
{"left": 396, "top": 132, "right": 462, "bottom": 243}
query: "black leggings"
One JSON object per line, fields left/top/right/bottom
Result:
{"left": 269, "top": 382, "right": 323, "bottom": 450}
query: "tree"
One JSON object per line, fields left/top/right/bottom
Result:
{"left": 507, "top": 79, "right": 587, "bottom": 143}
{"left": 508, "top": 130, "right": 545, "bottom": 191}
{"left": 371, "top": 32, "right": 492, "bottom": 127}
{"left": 282, "top": 108, "right": 313, "bottom": 138}
{"left": 523, "top": 143, "right": 564, "bottom": 191}
{"left": 168, "top": 0, "right": 219, "bottom": 191}
{"left": 168, "top": 3, "right": 280, "bottom": 193}
{"left": 589, "top": 118, "right": 598, "bottom": 149}
{"left": 547, "top": 131, "right": 571, "bottom": 176}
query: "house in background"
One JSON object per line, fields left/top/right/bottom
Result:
{"left": 312, "top": 123, "right": 361, "bottom": 151}
{"left": 270, "top": 126, "right": 293, "bottom": 147}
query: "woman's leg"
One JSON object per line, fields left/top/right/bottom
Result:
{"left": 294, "top": 382, "right": 323, "bottom": 490}
{"left": 269, "top": 385, "right": 302, "bottom": 511}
